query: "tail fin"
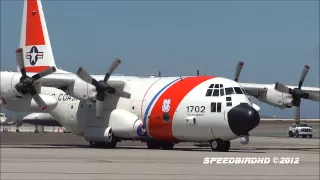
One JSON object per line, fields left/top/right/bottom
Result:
{"left": 19, "top": 0, "right": 57, "bottom": 73}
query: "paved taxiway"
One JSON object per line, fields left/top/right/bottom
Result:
{"left": 1, "top": 122, "right": 319, "bottom": 180}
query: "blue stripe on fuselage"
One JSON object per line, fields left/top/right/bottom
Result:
{"left": 143, "top": 78, "right": 181, "bottom": 128}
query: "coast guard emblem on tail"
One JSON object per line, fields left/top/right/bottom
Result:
{"left": 26, "top": 46, "right": 43, "bottom": 65}
{"left": 162, "top": 99, "right": 171, "bottom": 113}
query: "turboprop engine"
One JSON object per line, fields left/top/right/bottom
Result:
{"left": 83, "top": 109, "right": 145, "bottom": 143}
{"left": 108, "top": 109, "right": 145, "bottom": 138}
{"left": 1, "top": 48, "right": 57, "bottom": 112}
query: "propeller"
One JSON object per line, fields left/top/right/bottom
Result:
{"left": 76, "top": 57, "right": 131, "bottom": 119}
{"left": 274, "top": 65, "right": 320, "bottom": 122}
{"left": 234, "top": 61, "right": 244, "bottom": 82}
{"left": 1, "top": 48, "right": 56, "bottom": 111}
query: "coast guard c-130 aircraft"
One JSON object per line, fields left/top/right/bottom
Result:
{"left": 1, "top": 0, "right": 319, "bottom": 152}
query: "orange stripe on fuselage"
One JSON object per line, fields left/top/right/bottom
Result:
{"left": 26, "top": 0, "right": 45, "bottom": 46}
{"left": 25, "top": 66, "right": 50, "bottom": 72}
{"left": 148, "top": 76, "right": 215, "bottom": 141}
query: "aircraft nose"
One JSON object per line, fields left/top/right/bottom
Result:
{"left": 227, "top": 103, "right": 260, "bottom": 136}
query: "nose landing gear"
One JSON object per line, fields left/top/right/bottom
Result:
{"left": 210, "top": 139, "right": 230, "bottom": 152}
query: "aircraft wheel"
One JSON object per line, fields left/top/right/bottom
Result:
{"left": 104, "top": 134, "right": 117, "bottom": 149}
{"left": 146, "top": 141, "right": 161, "bottom": 149}
{"left": 210, "top": 139, "right": 230, "bottom": 152}
{"left": 288, "top": 131, "right": 293, "bottom": 137}
{"left": 302, "top": 135, "right": 307, "bottom": 138}
{"left": 309, "top": 135, "right": 312, "bottom": 138}
{"left": 160, "top": 142, "right": 174, "bottom": 150}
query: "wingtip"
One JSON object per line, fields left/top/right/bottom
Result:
{"left": 239, "top": 61, "right": 244, "bottom": 66}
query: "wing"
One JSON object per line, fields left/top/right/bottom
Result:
{"left": 239, "top": 82, "right": 269, "bottom": 98}
{"left": 240, "top": 82, "right": 320, "bottom": 98}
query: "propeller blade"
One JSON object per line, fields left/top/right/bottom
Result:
{"left": 16, "top": 48, "right": 26, "bottom": 77}
{"left": 308, "top": 93, "right": 320, "bottom": 102}
{"left": 76, "top": 67, "right": 98, "bottom": 86}
{"left": 32, "top": 94, "right": 48, "bottom": 111}
{"left": 32, "top": 66, "right": 56, "bottom": 81}
{"left": 294, "top": 106, "right": 300, "bottom": 122}
{"left": 96, "top": 100, "right": 104, "bottom": 119}
{"left": 234, "top": 61, "right": 244, "bottom": 82}
{"left": 1, "top": 88, "right": 20, "bottom": 105}
{"left": 298, "top": 65, "right": 310, "bottom": 88}
{"left": 274, "top": 82, "right": 291, "bottom": 94}
{"left": 113, "top": 89, "right": 131, "bottom": 99}
{"left": 104, "top": 57, "right": 121, "bottom": 82}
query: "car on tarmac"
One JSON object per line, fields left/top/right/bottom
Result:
{"left": 288, "top": 123, "right": 313, "bottom": 138}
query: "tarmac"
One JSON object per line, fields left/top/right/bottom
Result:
{"left": 1, "top": 122, "right": 319, "bottom": 180}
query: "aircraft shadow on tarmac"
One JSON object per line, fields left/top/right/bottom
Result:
{"left": 3, "top": 144, "right": 318, "bottom": 153}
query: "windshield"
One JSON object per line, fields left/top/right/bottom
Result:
{"left": 297, "top": 124, "right": 309, "bottom": 127}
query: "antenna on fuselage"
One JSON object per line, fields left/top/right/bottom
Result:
{"left": 158, "top": 71, "right": 161, "bottom": 77}
{"left": 197, "top": 70, "right": 199, "bottom": 76}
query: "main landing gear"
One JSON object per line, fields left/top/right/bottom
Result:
{"left": 210, "top": 139, "right": 230, "bottom": 152}
{"left": 146, "top": 140, "right": 175, "bottom": 150}
{"left": 89, "top": 134, "right": 118, "bottom": 149}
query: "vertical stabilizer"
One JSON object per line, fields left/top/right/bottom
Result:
{"left": 19, "top": 0, "right": 56, "bottom": 72}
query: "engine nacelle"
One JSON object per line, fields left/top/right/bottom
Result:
{"left": 257, "top": 88, "right": 293, "bottom": 109}
{"left": 66, "top": 79, "right": 96, "bottom": 101}
{"left": 109, "top": 109, "right": 145, "bottom": 138}
{"left": 3, "top": 94, "right": 58, "bottom": 112}
{"left": 84, "top": 126, "right": 113, "bottom": 142}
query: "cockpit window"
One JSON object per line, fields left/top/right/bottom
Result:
{"left": 220, "top": 88, "right": 224, "bottom": 96}
{"left": 241, "top": 88, "right": 248, "bottom": 95}
{"left": 225, "top": 87, "right": 235, "bottom": 95}
{"left": 212, "top": 89, "right": 219, "bottom": 96}
{"left": 206, "top": 89, "right": 213, "bottom": 96}
{"left": 205, "top": 84, "right": 224, "bottom": 97}
{"left": 234, "top": 87, "right": 243, "bottom": 94}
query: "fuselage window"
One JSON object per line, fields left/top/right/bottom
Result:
{"left": 227, "top": 102, "right": 232, "bottom": 107}
{"left": 234, "top": 87, "right": 243, "bottom": 94}
{"left": 211, "top": 102, "right": 216, "bottom": 112}
{"left": 214, "top": 84, "right": 219, "bottom": 88}
{"left": 217, "top": 103, "right": 221, "bottom": 112}
{"left": 220, "top": 84, "right": 223, "bottom": 88}
{"left": 209, "top": 84, "right": 214, "bottom": 88}
{"left": 163, "top": 113, "right": 170, "bottom": 122}
{"left": 225, "top": 87, "right": 235, "bottom": 95}
{"left": 211, "top": 102, "right": 222, "bottom": 112}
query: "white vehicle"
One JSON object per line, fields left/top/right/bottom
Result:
{"left": 0, "top": 113, "right": 8, "bottom": 125}
{"left": 288, "top": 123, "right": 313, "bottom": 138}
{"left": 1, "top": 0, "right": 319, "bottom": 152}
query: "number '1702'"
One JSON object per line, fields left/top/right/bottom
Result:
{"left": 186, "top": 106, "right": 205, "bottom": 113}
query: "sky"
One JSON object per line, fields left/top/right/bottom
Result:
{"left": 0, "top": 0, "right": 319, "bottom": 118}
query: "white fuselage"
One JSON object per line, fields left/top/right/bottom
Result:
{"left": 0, "top": 71, "right": 259, "bottom": 142}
